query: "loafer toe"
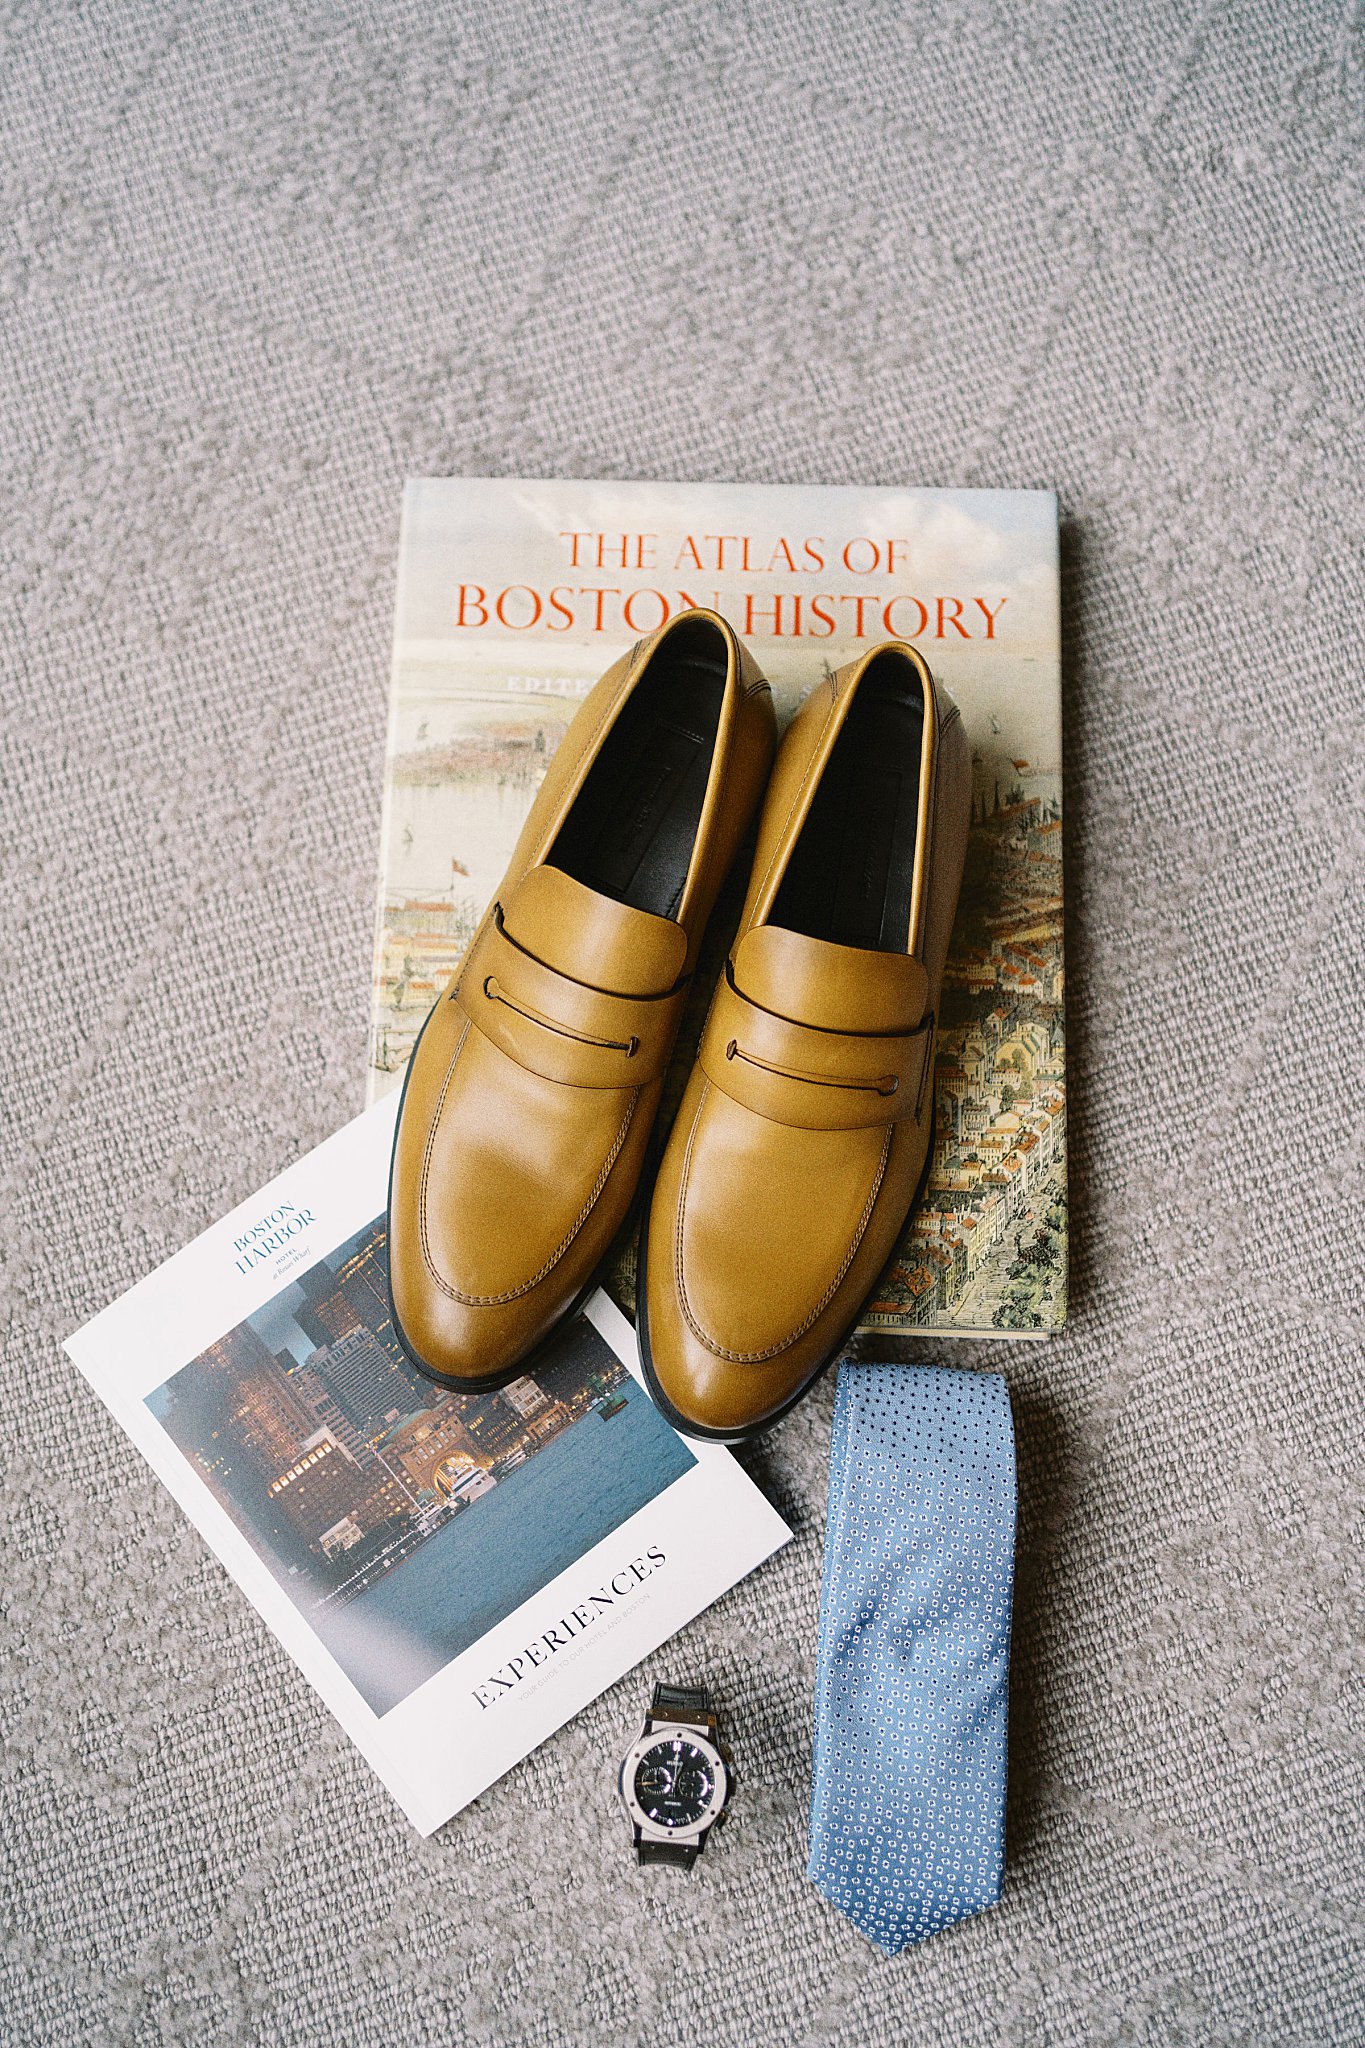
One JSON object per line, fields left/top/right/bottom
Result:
{"left": 391, "top": 1268, "right": 539, "bottom": 1389}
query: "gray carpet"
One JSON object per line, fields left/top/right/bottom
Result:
{"left": 3, "top": 1, "right": 1363, "bottom": 2041}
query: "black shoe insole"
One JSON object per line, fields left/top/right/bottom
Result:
{"left": 771, "top": 656, "right": 925, "bottom": 953}
{"left": 548, "top": 621, "right": 728, "bottom": 920}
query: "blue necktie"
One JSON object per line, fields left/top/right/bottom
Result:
{"left": 807, "top": 1363, "right": 1016, "bottom": 1954}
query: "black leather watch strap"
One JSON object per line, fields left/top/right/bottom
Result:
{"left": 648, "top": 1682, "right": 711, "bottom": 1726}
{"left": 636, "top": 1838, "right": 698, "bottom": 1869}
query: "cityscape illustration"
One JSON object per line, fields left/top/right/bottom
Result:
{"left": 148, "top": 1221, "right": 694, "bottom": 1710}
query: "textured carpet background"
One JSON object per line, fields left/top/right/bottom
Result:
{"left": 3, "top": 2, "right": 1363, "bottom": 2042}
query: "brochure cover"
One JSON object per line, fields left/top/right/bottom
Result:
{"left": 369, "top": 478, "right": 1065, "bottom": 1338}
{"left": 65, "top": 1096, "right": 791, "bottom": 1835}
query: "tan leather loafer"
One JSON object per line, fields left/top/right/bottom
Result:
{"left": 388, "top": 610, "right": 775, "bottom": 1388}
{"left": 639, "top": 642, "right": 971, "bottom": 1440}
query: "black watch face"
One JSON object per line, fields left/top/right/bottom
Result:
{"left": 633, "top": 1738, "right": 715, "bottom": 1829}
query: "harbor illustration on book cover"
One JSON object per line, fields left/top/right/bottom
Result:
{"left": 370, "top": 479, "right": 1066, "bottom": 1338}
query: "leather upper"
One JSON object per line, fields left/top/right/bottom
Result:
{"left": 642, "top": 641, "right": 972, "bottom": 1437}
{"left": 388, "top": 609, "right": 776, "bottom": 1383}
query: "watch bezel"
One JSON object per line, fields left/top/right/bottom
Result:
{"left": 619, "top": 1721, "right": 730, "bottom": 1842}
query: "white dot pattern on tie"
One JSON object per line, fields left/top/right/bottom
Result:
{"left": 806, "top": 1363, "right": 1016, "bottom": 1956}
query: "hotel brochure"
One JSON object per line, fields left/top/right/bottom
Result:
{"left": 65, "top": 1092, "right": 791, "bottom": 1835}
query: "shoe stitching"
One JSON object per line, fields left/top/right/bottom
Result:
{"left": 417, "top": 1017, "right": 639, "bottom": 1305}
{"left": 482, "top": 973, "right": 640, "bottom": 1055}
{"left": 672, "top": 1085, "right": 894, "bottom": 1364}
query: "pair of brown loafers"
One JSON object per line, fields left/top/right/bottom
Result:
{"left": 387, "top": 608, "right": 971, "bottom": 1441}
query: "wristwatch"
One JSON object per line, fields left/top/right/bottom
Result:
{"left": 618, "top": 1682, "right": 732, "bottom": 1867}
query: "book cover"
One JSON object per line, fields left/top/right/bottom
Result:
{"left": 65, "top": 1095, "right": 791, "bottom": 1834}
{"left": 369, "top": 479, "right": 1065, "bottom": 1338}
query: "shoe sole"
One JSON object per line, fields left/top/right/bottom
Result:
{"left": 635, "top": 1142, "right": 934, "bottom": 1446}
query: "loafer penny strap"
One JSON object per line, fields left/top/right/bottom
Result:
{"left": 455, "top": 908, "right": 688, "bottom": 1088}
{"left": 698, "top": 971, "right": 934, "bottom": 1132}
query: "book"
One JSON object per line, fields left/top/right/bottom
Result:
{"left": 64, "top": 1094, "right": 791, "bottom": 1834}
{"left": 369, "top": 479, "right": 1065, "bottom": 1338}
